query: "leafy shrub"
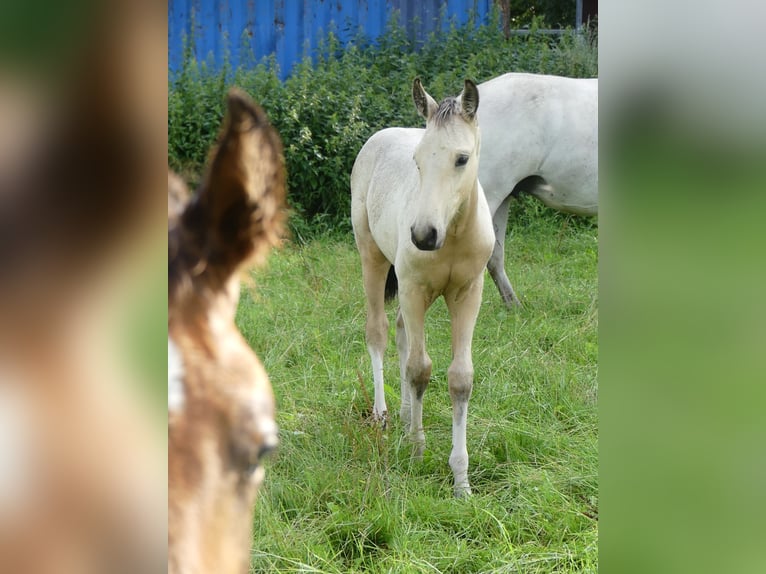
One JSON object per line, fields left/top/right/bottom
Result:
{"left": 169, "top": 7, "right": 597, "bottom": 239}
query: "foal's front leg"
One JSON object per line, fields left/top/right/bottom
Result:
{"left": 445, "top": 276, "right": 485, "bottom": 496}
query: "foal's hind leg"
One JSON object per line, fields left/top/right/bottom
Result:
{"left": 395, "top": 307, "right": 411, "bottom": 427}
{"left": 358, "top": 244, "right": 391, "bottom": 423}
{"left": 445, "top": 276, "right": 485, "bottom": 496}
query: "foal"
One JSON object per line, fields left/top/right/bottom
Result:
{"left": 351, "top": 79, "right": 494, "bottom": 495}
{"left": 168, "top": 89, "right": 286, "bottom": 573}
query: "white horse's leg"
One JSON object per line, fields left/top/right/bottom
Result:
{"left": 487, "top": 194, "right": 521, "bottom": 308}
{"left": 358, "top": 246, "right": 391, "bottom": 424}
{"left": 445, "top": 277, "right": 484, "bottom": 496}
{"left": 395, "top": 307, "right": 411, "bottom": 428}
{"left": 400, "top": 289, "right": 431, "bottom": 458}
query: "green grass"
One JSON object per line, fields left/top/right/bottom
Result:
{"left": 236, "top": 197, "right": 598, "bottom": 573}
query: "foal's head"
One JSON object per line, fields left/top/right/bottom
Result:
{"left": 168, "top": 89, "right": 286, "bottom": 574}
{"left": 410, "top": 78, "right": 481, "bottom": 251}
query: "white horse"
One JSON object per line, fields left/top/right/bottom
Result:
{"left": 472, "top": 73, "right": 598, "bottom": 307}
{"left": 351, "top": 78, "right": 494, "bottom": 496}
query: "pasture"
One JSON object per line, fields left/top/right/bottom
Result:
{"left": 237, "top": 198, "right": 598, "bottom": 573}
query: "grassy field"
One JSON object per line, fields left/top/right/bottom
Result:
{"left": 236, "top": 198, "right": 598, "bottom": 573}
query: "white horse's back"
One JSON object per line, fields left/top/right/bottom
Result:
{"left": 473, "top": 73, "right": 598, "bottom": 308}
{"left": 477, "top": 73, "right": 598, "bottom": 216}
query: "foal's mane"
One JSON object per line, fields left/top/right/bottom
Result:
{"left": 431, "top": 97, "right": 461, "bottom": 127}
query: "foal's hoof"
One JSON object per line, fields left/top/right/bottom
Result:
{"left": 371, "top": 410, "right": 389, "bottom": 429}
{"left": 454, "top": 484, "right": 472, "bottom": 498}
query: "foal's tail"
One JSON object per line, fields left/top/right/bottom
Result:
{"left": 384, "top": 266, "right": 398, "bottom": 302}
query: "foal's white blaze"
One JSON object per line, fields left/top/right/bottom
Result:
{"left": 167, "top": 337, "right": 185, "bottom": 414}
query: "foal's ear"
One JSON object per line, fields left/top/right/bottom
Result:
{"left": 460, "top": 79, "right": 480, "bottom": 121}
{"left": 413, "top": 77, "right": 438, "bottom": 121}
{"left": 192, "top": 88, "right": 286, "bottom": 270}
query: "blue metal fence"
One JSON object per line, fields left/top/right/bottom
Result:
{"left": 168, "top": 0, "right": 492, "bottom": 79}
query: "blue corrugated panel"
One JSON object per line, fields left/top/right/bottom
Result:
{"left": 169, "top": 0, "right": 492, "bottom": 80}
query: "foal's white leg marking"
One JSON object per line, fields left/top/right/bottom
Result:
{"left": 168, "top": 337, "right": 185, "bottom": 414}
{"left": 395, "top": 307, "right": 411, "bottom": 427}
{"left": 445, "top": 276, "right": 485, "bottom": 496}
{"left": 360, "top": 257, "right": 390, "bottom": 423}
{"left": 449, "top": 398, "right": 470, "bottom": 495}
{"left": 400, "top": 289, "right": 431, "bottom": 458}
{"left": 369, "top": 347, "right": 387, "bottom": 420}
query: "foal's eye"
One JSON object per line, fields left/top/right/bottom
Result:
{"left": 455, "top": 154, "right": 469, "bottom": 167}
{"left": 257, "top": 440, "right": 278, "bottom": 462}
{"left": 240, "top": 441, "right": 277, "bottom": 479}
{"left": 231, "top": 411, "right": 279, "bottom": 480}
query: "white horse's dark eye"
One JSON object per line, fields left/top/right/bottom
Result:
{"left": 455, "top": 154, "right": 469, "bottom": 167}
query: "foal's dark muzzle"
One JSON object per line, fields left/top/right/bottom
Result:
{"left": 410, "top": 225, "right": 440, "bottom": 251}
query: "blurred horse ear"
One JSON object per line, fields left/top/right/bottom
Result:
{"left": 413, "top": 77, "right": 438, "bottom": 121}
{"left": 188, "top": 88, "right": 286, "bottom": 271}
{"left": 460, "top": 79, "right": 479, "bottom": 121}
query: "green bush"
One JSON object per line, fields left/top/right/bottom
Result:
{"left": 168, "top": 8, "right": 597, "bottom": 239}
